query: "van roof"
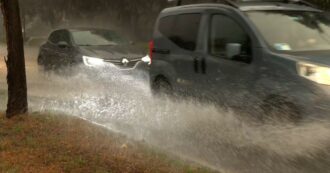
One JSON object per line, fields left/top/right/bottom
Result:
{"left": 162, "top": 2, "right": 321, "bottom": 14}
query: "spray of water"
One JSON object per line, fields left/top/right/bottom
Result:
{"left": 1, "top": 47, "right": 330, "bottom": 173}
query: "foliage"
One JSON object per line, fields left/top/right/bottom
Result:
{"left": 17, "top": 0, "right": 330, "bottom": 41}
{"left": 309, "top": 0, "right": 330, "bottom": 9}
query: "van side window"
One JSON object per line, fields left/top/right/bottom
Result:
{"left": 159, "top": 13, "right": 201, "bottom": 51}
{"left": 210, "top": 14, "right": 252, "bottom": 61}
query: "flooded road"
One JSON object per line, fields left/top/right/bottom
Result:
{"left": 1, "top": 46, "right": 330, "bottom": 173}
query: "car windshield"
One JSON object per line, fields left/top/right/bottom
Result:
{"left": 246, "top": 10, "right": 330, "bottom": 52}
{"left": 72, "top": 30, "right": 128, "bottom": 46}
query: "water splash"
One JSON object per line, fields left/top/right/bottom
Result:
{"left": 1, "top": 47, "right": 330, "bottom": 173}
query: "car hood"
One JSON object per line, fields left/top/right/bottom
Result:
{"left": 283, "top": 50, "right": 330, "bottom": 67}
{"left": 79, "top": 44, "right": 145, "bottom": 61}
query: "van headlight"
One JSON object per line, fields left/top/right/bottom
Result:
{"left": 82, "top": 56, "right": 104, "bottom": 66}
{"left": 297, "top": 62, "right": 330, "bottom": 85}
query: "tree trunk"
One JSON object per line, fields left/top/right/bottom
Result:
{"left": 1, "top": 0, "right": 28, "bottom": 118}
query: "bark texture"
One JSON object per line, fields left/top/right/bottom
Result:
{"left": 1, "top": 0, "right": 28, "bottom": 118}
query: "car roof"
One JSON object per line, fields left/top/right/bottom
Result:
{"left": 51, "top": 27, "right": 115, "bottom": 33}
{"left": 162, "top": 2, "right": 321, "bottom": 14}
{"left": 237, "top": 1, "right": 320, "bottom": 11}
{"left": 67, "top": 27, "right": 114, "bottom": 32}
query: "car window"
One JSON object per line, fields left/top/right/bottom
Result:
{"left": 209, "top": 14, "right": 251, "bottom": 58}
{"left": 159, "top": 13, "right": 201, "bottom": 51}
{"left": 48, "top": 31, "right": 60, "bottom": 44}
{"left": 60, "top": 31, "right": 72, "bottom": 44}
{"left": 48, "top": 30, "right": 71, "bottom": 45}
{"left": 72, "top": 30, "right": 128, "bottom": 46}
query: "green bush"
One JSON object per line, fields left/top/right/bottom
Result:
{"left": 309, "top": 0, "right": 330, "bottom": 9}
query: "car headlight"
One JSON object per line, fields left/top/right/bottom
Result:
{"left": 141, "top": 55, "right": 151, "bottom": 65}
{"left": 297, "top": 62, "right": 330, "bottom": 85}
{"left": 82, "top": 56, "right": 104, "bottom": 67}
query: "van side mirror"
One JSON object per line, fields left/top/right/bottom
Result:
{"left": 226, "top": 43, "right": 241, "bottom": 59}
{"left": 57, "top": 41, "right": 70, "bottom": 49}
{"left": 226, "top": 43, "right": 252, "bottom": 63}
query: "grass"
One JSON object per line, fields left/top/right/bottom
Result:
{"left": 0, "top": 113, "right": 217, "bottom": 173}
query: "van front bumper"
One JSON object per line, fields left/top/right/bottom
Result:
{"left": 302, "top": 85, "right": 330, "bottom": 119}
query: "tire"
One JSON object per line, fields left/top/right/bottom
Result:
{"left": 260, "top": 96, "right": 301, "bottom": 123}
{"left": 151, "top": 77, "right": 173, "bottom": 97}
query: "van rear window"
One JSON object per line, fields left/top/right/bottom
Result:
{"left": 159, "top": 13, "right": 201, "bottom": 51}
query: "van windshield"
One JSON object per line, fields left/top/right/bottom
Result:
{"left": 246, "top": 11, "right": 330, "bottom": 52}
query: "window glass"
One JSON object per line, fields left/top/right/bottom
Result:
{"left": 159, "top": 15, "right": 176, "bottom": 39}
{"left": 48, "top": 31, "right": 60, "bottom": 44}
{"left": 48, "top": 30, "right": 71, "bottom": 44}
{"left": 247, "top": 11, "right": 330, "bottom": 52}
{"left": 159, "top": 13, "right": 201, "bottom": 51}
{"left": 60, "top": 31, "right": 71, "bottom": 44}
{"left": 72, "top": 30, "right": 128, "bottom": 46}
{"left": 210, "top": 15, "right": 251, "bottom": 57}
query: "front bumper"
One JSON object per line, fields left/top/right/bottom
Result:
{"left": 299, "top": 85, "right": 330, "bottom": 119}
{"left": 82, "top": 60, "right": 150, "bottom": 82}
{"left": 311, "top": 85, "right": 330, "bottom": 117}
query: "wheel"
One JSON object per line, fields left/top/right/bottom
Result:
{"left": 151, "top": 77, "right": 173, "bottom": 97}
{"left": 260, "top": 96, "right": 301, "bottom": 123}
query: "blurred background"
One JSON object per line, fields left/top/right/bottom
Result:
{"left": 0, "top": 0, "right": 324, "bottom": 46}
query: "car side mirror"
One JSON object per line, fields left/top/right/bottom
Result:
{"left": 226, "top": 43, "right": 241, "bottom": 59}
{"left": 57, "top": 41, "right": 70, "bottom": 49}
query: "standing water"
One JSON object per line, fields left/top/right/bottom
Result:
{"left": 1, "top": 46, "right": 330, "bottom": 173}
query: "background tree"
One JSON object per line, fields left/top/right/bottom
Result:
{"left": 17, "top": 0, "right": 329, "bottom": 42}
{"left": 1, "top": 0, "right": 28, "bottom": 118}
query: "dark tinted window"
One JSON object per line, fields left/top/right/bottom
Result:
{"left": 159, "top": 16, "right": 176, "bottom": 39}
{"left": 48, "top": 31, "right": 60, "bottom": 44}
{"left": 60, "top": 31, "right": 71, "bottom": 44}
{"left": 210, "top": 15, "right": 251, "bottom": 57}
{"left": 48, "top": 30, "right": 71, "bottom": 44}
{"left": 159, "top": 13, "right": 201, "bottom": 51}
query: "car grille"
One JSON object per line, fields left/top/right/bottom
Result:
{"left": 104, "top": 58, "right": 141, "bottom": 69}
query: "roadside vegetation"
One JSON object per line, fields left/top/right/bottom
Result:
{"left": 0, "top": 113, "right": 217, "bottom": 173}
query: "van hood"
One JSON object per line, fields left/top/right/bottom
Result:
{"left": 79, "top": 44, "right": 145, "bottom": 61}
{"left": 283, "top": 50, "right": 330, "bottom": 67}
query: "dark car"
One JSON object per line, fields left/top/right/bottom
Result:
{"left": 38, "top": 28, "right": 150, "bottom": 72}
{"left": 149, "top": 0, "right": 330, "bottom": 121}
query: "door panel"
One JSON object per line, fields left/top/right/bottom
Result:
{"left": 205, "top": 56, "right": 256, "bottom": 107}
{"left": 156, "top": 13, "right": 202, "bottom": 95}
{"left": 203, "top": 13, "right": 257, "bottom": 108}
